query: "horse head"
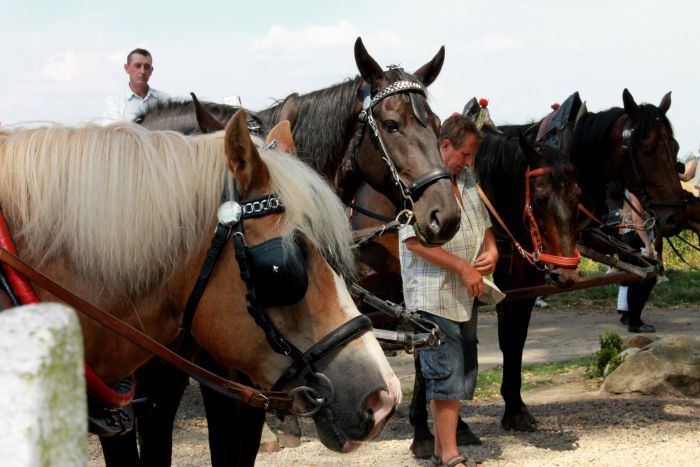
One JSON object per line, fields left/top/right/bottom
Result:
{"left": 614, "top": 89, "right": 686, "bottom": 236}
{"left": 188, "top": 110, "right": 401, "bottom": 452}
{"left": 352, "top": 37, "right": 460, "bottom": 246}
{"left": 520, "top": 133, "right": 582, "bottom": 287}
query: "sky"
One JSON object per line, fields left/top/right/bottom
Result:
{"left": 1, "top": 0, "right": 699, "bottom": 155}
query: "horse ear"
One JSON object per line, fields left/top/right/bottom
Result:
{"left": 191, "top": 92, "right": 224, "bottom": 133}
{"left": 224, "top": 109, "right": 269, "bottom": 195}
{"left": 519, "top": 131, "right": 541, "bottom": 167}
{"left": 354, "top": 37, "right": 385, "bottom": 87}
{"left": 265, "top": 120, "right": 296, "bottom": 155}
{"left": 413, "top": 46, "right": 445, "bottom": 88}
{"left": 277, "top": 92, "right": 299, "bottom": 129}
{"left": 622, "top": 88, "right": 640, "bottom": 121}
{"left": 658, "top": 91, "right": 672, "bottom": 114}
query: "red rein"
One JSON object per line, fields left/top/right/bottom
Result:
{"left": 0, "top": 211, "right": 135, "bottom": 408}
{"left": 524, "top": 166, "right": 581, "bottom": 269}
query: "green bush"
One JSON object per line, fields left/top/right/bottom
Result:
{"left": 592, "top": 330, "right": 623, "bottom": 377}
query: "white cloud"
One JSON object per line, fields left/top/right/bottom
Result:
{"left": 454, "top": 34, "right": 526, "bottom": 52}
{"left": 251, "top": 21, "right": 358, "bottom": 53}
{"left": 42, "top": 50, "right": 80, "bottom": 82}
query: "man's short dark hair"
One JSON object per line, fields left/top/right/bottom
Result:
{"left": 127, "top": 48, "right": 152, "bottom": 64}
{"left": 440, "top": 114, "right": 480, "bottom": 148}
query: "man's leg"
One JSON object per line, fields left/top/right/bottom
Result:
{"left": 431, "top": 399, "right": 465, "bottom": 466}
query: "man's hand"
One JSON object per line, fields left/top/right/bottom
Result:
{"left": 473, "top": 250, "right": 497, "bottom": 276}
{"left": 457, "top": 261, "right": 484, "bottom": 297}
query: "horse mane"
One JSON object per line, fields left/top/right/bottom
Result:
{"left": 0, "top": 123, "right": 354, "bottom": 296}
{"left": 136, "top": 99, "right": 245, "bottom": 134}
{"left": 257, "top": 76, "right": 363, "bottom": 177}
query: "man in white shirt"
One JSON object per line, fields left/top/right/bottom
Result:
{"left": 103, "top": 48, "right": 170, "bottom": 123}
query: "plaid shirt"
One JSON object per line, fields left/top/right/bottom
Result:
{"left": 398, "top": 167, "right": 491, "bottom": 322}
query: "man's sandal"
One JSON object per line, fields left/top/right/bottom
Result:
{"left": 440, "top": 455, "right": 483, "bottom": 467}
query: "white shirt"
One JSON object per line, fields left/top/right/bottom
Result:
{"left": 103, "top": 84, "right": 170, "bottom": 123}
{"left": 398, "top": 168, "right": 491, "bottom": 322}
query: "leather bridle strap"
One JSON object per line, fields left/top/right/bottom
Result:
{"left": 0, "top": 246, "right": 293, "bottom": 412}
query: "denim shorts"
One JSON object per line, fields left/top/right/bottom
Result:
{"left": 416, "top": 311, "right": 478, "bottom": 401}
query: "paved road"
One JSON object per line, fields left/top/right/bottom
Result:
{"left": 388, "top": 305, "right": 700, "bottom": 390}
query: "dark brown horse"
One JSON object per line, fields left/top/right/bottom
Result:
{"left": 0, "top": 112, "right": 401, "bottom": 458}
{"left": 350, "top": 122, "right": 582, "bottom": 457}
{"left": 495, "top": 89, "right": 686, "bottom": 432}
{"left": 141, "top": 38, "right": 460, "bottom": 247}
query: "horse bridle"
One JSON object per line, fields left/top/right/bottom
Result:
{"left": 620, "top": 116, "right": 685, "bottom": 216}
{"left": 523, "top": 166, "right": 581, "bottom": 269}
{"left": 477, "top": 164, "right": 581, "bottom": 271}
{"left": 352, "top": 74, "right": 452, "bottom": 224}
{"left": 182, "top": 185, "right": 372, "bottom": 416}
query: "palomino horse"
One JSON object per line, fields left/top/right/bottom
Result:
{"left": 141, "top": 37, "right": 461, "bottom": 247}
{"left": 351, "top": 122, "right": 582, "bottom": 458}
{"left": 495, "top": 89, "right": 686, "bottom": 432}
{"left": 0, "top": 111, "right": 401, "bottom": 456}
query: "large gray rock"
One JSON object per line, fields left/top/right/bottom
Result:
{"left": 602, "top": 336, "right": 700, "bottom": 397}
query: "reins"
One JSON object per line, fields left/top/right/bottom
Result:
{"left": 0, "top": 245, "right": 293, "bottom": 412}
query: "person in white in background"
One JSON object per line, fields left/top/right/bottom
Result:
{"left": 678, "top": 149, "right": 699, "bottom": 196}
{"left": 103, "top": 48, "right": 170, "bottom": 123}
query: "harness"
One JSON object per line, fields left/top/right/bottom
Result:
{"left": 182, "top": 185, "right": 373, "bottom": 416}
{"left": 351, "top": 72, "right": 452, "bottom": 225}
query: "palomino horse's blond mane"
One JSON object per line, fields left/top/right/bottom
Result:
{"left": 0, "top": 122, "right": 354, "bottom": 295}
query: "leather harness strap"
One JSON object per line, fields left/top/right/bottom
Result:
{"left": 0, "top": 246, "right": 294, "bottom": 412}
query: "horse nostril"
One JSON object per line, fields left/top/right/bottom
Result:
{"left": 666, "top": 215, "right": 678, "bottom": 229}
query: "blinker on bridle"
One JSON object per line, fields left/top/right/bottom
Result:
{"left": 182, "top": 186, "right": 372, "bottom": 416}
{"left": 352, "top": 71, "right": 452, "bottom": 225}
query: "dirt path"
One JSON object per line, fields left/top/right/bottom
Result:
{"left": 88, "top": 305, "right": 700, "bottom": 466}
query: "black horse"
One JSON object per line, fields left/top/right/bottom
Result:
{"left": 101, "top": 37, "right": 458, "bottom": 467}
{"left": 494, "top": 89, "right": 686, "bottom": 432}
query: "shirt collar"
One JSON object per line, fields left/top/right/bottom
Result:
{"left": 123, "top": 83, "right": 152, "bottom": 100}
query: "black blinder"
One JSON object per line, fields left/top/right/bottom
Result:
{"left": 410, "top": 92, "right": 428, "bottom": 127}
{"left": 246, "top": 237, "right": 308, "bottom": 308}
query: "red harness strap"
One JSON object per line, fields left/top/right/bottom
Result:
{"left": 0, "top": 210, "right": 135, "bottom": 408}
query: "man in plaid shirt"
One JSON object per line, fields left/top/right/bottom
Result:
{"left": 399, "top": 114, "right": 498, "bottom": 467}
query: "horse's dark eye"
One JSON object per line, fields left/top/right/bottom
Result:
{"left": 383, "top": 120, "right": 400, "bottom": 133}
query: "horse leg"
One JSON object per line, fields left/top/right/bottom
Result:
{"left": 135, "top": 361, "right": 190, "bottom": 467}
{"left": 197, "top": 352, "right": 265, "bottom": 467}
{"left": 99, "top": 429, "right": 140, "bottom": 467}
{"left": 409, "top": 354, "right": 434, "bottom": 459}
{"left": 497, "top": 298, "right": 538, "bottom": 431}
{"left": 98, "top": 359, "right": 188, "bottom": 467}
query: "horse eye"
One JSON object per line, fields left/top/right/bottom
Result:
{"left": 383, "top": 120, "right": 400, "bottom": 133}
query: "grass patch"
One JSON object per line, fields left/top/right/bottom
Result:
{"left": 473, "top": 356, "right": 595, "bottom": 399}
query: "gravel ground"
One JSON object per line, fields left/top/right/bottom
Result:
{"left": 88, "top": 306, "right": 700, "bottom": 466}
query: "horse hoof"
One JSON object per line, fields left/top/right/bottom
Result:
{"left": 410, "top": 437, "right": 435, "bottom": 459}
{"left": 501, "top": 412, "right": 537, "bottom": 432}
{"left": 456, "top": 424, "right": 482, "bottom": 445}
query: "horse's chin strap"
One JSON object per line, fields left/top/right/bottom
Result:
{"left": 352, "top": 80, "right": 452, "bottom": 226}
